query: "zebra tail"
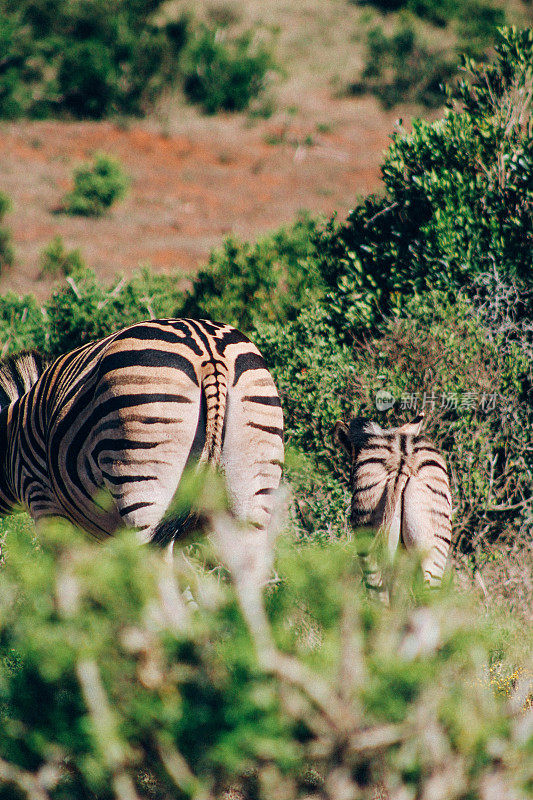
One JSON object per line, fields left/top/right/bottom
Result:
{"left": 383, "top": 472, "right": 410, "bottom": 561}
{"left": 200, "top": 359, "right": 229, "bottom": 465}
{"left": 152, "top": 359, "right": 229, "bottom": 546}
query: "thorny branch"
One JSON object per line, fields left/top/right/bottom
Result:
{"left": 0, "top": 758, "right": 53, "bottom": 800}
{"left": 76, "top": 659, "right": 142, "bottom": 800}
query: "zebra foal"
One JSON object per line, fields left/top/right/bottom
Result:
{"left": 0, "top": 319, "right": 284, "bottom": 553}
{"left": 334, "top": 413, "right": 452, "bottom": 596}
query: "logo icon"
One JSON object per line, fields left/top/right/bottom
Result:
{"left": 375, "top": 390, "right": 395, "bottom": 411}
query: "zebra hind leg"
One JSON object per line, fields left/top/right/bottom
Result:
{"left": 356, "top": 528, "right": 391, "bottom": 605}
{"left": 358, "top": 551, "right": 390, "bottom": 605}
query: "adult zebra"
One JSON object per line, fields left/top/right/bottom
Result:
{"left": 334, "top": 414, "right": 452, "bottom": 598}
{"left": 0, "top": 319, "right": 284, "bottom": 548}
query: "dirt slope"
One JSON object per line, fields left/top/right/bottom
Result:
{"left": 0, "top": 95, "right": 396, "bottom": 299}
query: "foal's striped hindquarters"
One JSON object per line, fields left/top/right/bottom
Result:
{"left": 0, "top": 319, "right": 284, "bottom": 549}
{"left": 334, "top": 414, "right": 452, "bottom": 596}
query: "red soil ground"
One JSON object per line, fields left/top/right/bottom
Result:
{"left": 0, "top": 95, "right": 397, "bottom": 299}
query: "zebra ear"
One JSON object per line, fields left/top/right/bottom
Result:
{"left": 334, "top": 421, "right": 352, "bottom": 455}
{"left": 398, "top": 412, "right": 425, "bottom": 436}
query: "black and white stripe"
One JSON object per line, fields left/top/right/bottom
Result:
{"left": 0, "top": 319, "right": 284, "bottom": 545}
{"left": 335, "top": 414, "right": 452, "bottom": 594}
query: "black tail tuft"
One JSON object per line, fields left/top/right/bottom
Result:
{"left": 150, "top": 511, "right": 207, "bottom": 547}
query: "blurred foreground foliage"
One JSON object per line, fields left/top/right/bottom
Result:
{"left": 0, "top": 513, "right": 531, "bottom": 800}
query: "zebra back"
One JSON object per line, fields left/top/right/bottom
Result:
{"left": 0, "top": 351, "right": 48, "bottom": 410}
{"left": 335, "top": 414, "right": 452, "bottom": 588}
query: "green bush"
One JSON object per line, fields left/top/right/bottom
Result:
{"left": 0, "top": 293, "right": 45, "bottom": 355}
{"left": 352, "top": 0, "right": 507, "bottom": 107}
{"left": 0, "top": 266, "right": 185, "bottom": 358}
{"left": 254, "top": 304, "right": 352, "bottom": 466}
{"left": 355, "top": 0, "right": 505, "bottom": 31}
{"left": 0, "top": 515, "right": 530, "bottom": 800}
{"left": 0, "top": 8, "right": 36, "bottom": 119}
{"left": 253, "top": 304, "right": 355, "bottom": 540}
{"left": 62, "top": 153, "right": 129, "bottom": 217}
{"left": 0, "top": 191, "right": 14, "bottom": 274}
{"left": 321, "top": 27, "right": 533, "bottom": 340}
{"left": 182, "top": 214, "right": 323, "bottom": 333}
{"left": 58, "top": 39, "right": 118, "bottom": 119}
{"left": 183, "top": 25, "right": 275, "bottom": 113}
{"left": 350, "top": 21, "right": 455, "bottom": 108}
{"left": 43, "top": 267, "right": 184, "bottom": 357}
{"left": 39, "top": 235, "right": 85, "bottom": 279}
{"left": 282, "top": 447, "right": 351, "bottom": 542}
{"left": 0, "top": 0, "right": 189, "bottom": 119}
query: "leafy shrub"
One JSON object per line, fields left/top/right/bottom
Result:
{"left": 182, "top": 214, "right": 322, "bottom": 332}
{"left": 355, "top": 0, "right": 505, "bottom": 32}
{"left": 352, "top": 0, "right": 507, "bottom": 107}
{"left": 39, "top": 235, "right": 85, "bottom": 279}
{"left": 0, "top": 293, "right": 45, "bottom": 355}
{"left": 322, "top": 27, "right": 533, "bottom": 340}
{"left": 0, "top": 265, "right": 185, "bottom": 358}
{"left": 253, "top": 304, "right": 355, "bottom": 540}
{"left": 350, "top": 21, "right": 454, "bottom": 108}
{"left": 456, "top": 0, "right": 506, "bottom": 57}
{"left": 58, "top": 39, "right": 118, "bottom": 119}
{"left": 0, "top": 0, "right": 189, "bottom": 119}
{"left": 0, "top": 514, "right": 530, "bottom": 800}
{"left": 183, "top": 25, "right": 275, "bottom": 113}
{"left": 282, "top": 448, "right": 350, "bottom": 543}
{"left": 254, "top": 304, "right": 352, "bottom": 466}
{"left": 0, "top": 191, "right": 14, "bottom": 274}
{"left": 0, "top": 8, "right": 36, "bottom": 119}
{"left": 62, "top": 153, "right": 129, "bottom": 217}
{"left": 44, "top": 267, "right": 184, "bottom": 357}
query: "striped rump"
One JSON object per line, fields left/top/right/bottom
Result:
{"left": 334, "top": 414, "right": 452, "bottom": 590}
{"left": 0, "top": 320, "right": 284, "bottom": 545}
